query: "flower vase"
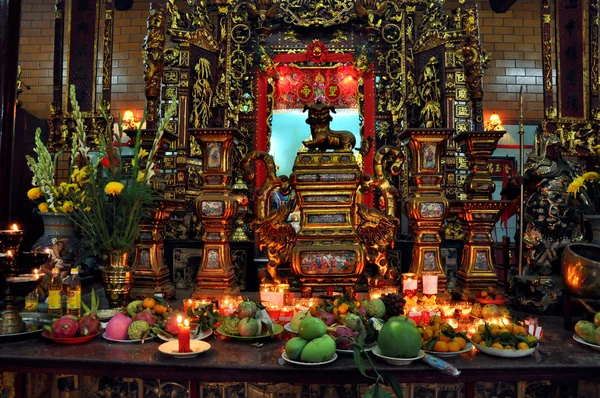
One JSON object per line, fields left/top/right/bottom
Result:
{"left": 584, "top": 215, "right": 600, "bottom": 245}
{"left": 101, "top": 250, "right": 133, "bottom": 308}
{"left": 32, "top": 212, "right": 79, "bottom": 265}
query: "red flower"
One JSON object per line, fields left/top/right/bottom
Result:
{"left": 306, "top": 41, "right": 328, "bottom": 64}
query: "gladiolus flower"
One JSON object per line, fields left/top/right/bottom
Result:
{"left": 60, "top": 201, "right": 74, "bottom": 213}
{"left": 138, "top": 148, "right": 149, "bottom": 159}
{"left": 105, "top": 181, "right": 125, "bottom": 196}
{"left": 137, "top": 171, "right": 145, "bottom": 183}
{"left": 582, "top": 172, "right": 600, "bottom": 181}
{"left": 27, "top": 187, "right": 42, "bottom": 200}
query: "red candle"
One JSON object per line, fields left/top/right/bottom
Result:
{"left": 177, "top": 316, "right": 191, "bottom": 353}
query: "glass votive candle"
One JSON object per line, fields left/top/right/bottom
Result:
{"left": 402, "top": 273, "right": 418, "bottom": 298}
{"left": 280, "top": 306, "right": 294, "bottom": 322}
{"left": 422, "top": 272, "right": 438, "bottom": 296}
{"left": 408, "top": 308, "right": 422, "bottom": 324}
{"left": 183, "top": 299, "right": 195, "bottom": 313}
{"left": 277, "top": 283, "right": 290, "bottom": 305}
{"left": 447, "top": 318, "right": 459, "bottom": 329}
{"left": 458, "top": 302, "right": 472, "bottom": 319}
{"left": 268, "top": 304, "right": 281, "bottom": 321}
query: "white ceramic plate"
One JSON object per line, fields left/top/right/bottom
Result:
{"left": 473, "top": 342, "right": 535, "bottom": 357}
{"left": 97, "top": 309, "right": 118, "bottom": 321}
{"left": 336, "top": 343, "right": 376, "bottom": 354}
{"left": 157, "top": 328, "right": 213, "bottom": 342}
{"left": 372, "top": 346, "right": 424, "bottom": 365}
{"left": 573, "top": 334, "right": 600, "bottom": 350}
{"left": 158, "top": 340, "right": 211, "bottom": 358}
{"left": 284, "top": 323, "right": 298, "bottom": 334}
{"left": 281, "top": 352, "right": 337, "bottom": 366}
{"left": 424, "top": 343, "right": 474, "bottom": 357}
{"left": 102, "top": 332, "right": 155, "bottom": 343}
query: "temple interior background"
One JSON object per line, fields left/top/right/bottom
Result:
{"left": 1, "top": 0, "right": 600, "bottom": 396}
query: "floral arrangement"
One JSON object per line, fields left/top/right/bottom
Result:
{"left": 567, "top": 145, "right": 600, "bottom": 215}
{"left": 28, "top": 85, "right": 176, "bottom": 257}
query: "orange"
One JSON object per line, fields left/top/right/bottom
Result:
{"left": 431, "top": 315, "right": 442, "bottom": 325}
{"left": 490, "top": 327, "right": 501, "bottom": 336}
{"left": 491, "top": 342, "right": 503, "bottom": 349}
{"left": 310, "top": 305, "right": 319, "bottom": 317}
{"left": 514, "top": 325, "right": 527, "bottom": 335}
{"left": 143, "top": 297, "right": 156, "bottom": 309}
{"left": 423, "top": 327, "right": 434, "bottom": 340}
{"left": 338, "top": 303, "right": 349, "bottom": 314}
{"left": 154, "top": 304, "right": 167, "bottom": 315}
{"left": 471, "top": 332, "right": 483, "bottom": 344}
{"left": 454, "top": 336, "right": 467, "bottom": 350}
{"left": 433, "top": 341, "right": 449, "bottom": 352}
{"left": 503, "top": 345, "right": 514, "bottom": 350}
{"left": 478, "top": 324, "right": 486, "bottom": 333}
{"left": 517, "top": 342, "right": 530, "bottom": 350}
{"left": 448, "top": 341, "right": 461, "bottom": 352}
{"left": 439, "top": 332, "right": 451, "bottom": 342}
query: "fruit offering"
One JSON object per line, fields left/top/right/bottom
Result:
{"left": 126, "top": 296, "right": 170, "bottom": 319}
{"left": 471, "top": 321, "right": 538, "bottom": 351}
{"left": 574, "top": 319, "right": 600, "bottom": 346}
{"left": 45, "top": 289, "right": 103, "bottom": 339}
{"left": 377, "top": 316, "right": 422, "bottom": 358}
{"left": 45, "top": 315, "right": 81, "bottom": 338}
{"left": 475, "top": 286, "right": 505, "bottom": 302}
{"left": 420, "top": 319, "right": 470, "bottom": 353}
{"left": 218, "top": 299, "right": 275, "bottom": 337}
{"left": 285, "top": 317, "right": 336, "bottom": 363}
{"left": 381, "top": 293, "right": 406, "bottom": 318}
{"left": 290, "top": 309, "right": 312, "bottom": 332}
{"left": 79, "top": 288, "right": 101, "bottom": 336}
{"left": 316, "top": 295, "right": 367, "bottom": 326}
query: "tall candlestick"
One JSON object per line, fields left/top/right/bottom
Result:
{"left": 177, "top": 316, "right": 191, "bottom": 353}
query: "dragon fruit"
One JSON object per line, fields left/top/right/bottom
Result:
{"left": 328, "top": 325, "right": 358, "bottom": 350}
{"left": 106, "top": 311, "right": 132, "bottom": 340}
{"left": 79, "top": 288, "right": 101, "bottom": 336}
{"left": 46, "top": 315, "right": 79, "bottom": 338}
{"left": 133, "top": 309, "right": 157, "bottom": 325}
{"left": 164, "top": 314, "right": 181, "bottom": 336}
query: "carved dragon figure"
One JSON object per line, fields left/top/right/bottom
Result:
{"left": 242, "top": 151, "right": 293, "bottom": 282}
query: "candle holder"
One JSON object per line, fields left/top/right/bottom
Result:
{"left": 368, "top": 286, "right": 399, "bottom": 300}
{"left": 0, "top": 226, "right": 24, "bottom": 257}
{"left": 0, "top": 254, "right": 42, "bottom": 335}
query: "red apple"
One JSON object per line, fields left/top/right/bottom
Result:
{"left": 495, "top": 294, "right": 503, "bottom": 301}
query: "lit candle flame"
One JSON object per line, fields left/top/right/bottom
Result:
{"left": 34, "top": 269, "right": 39, "bottom": 280}
{"left": 7, "top": 250, "right": 13, "bottom": 257}
{"left": 188, "top": 299, "right": 193, "bottom": 304}
{"left": 177, "top": 315, "right": 182, "bottom": 324}
{"left": 183, "top": 319, "right": 189, "bottom": 327}
{"left": 11, "top": 224, "right": 18, "bottom": 231}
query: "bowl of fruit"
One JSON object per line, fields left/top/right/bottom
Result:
{"left": 471, "top": 321, "right": 539, "bottom": 357}
{"left": 42, "top": 290, "right": 103, "bottom": 344}
{"left": 420, "top": 319, "right": 472, "bottom": 357}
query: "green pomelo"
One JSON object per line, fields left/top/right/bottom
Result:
{"left": 377, "top": 316, "right": 422, "bottom": 358}
{"left": 290, "top": 310, "right": 311, "bottom": 332}
{"left": 300, "top": 334, "right": 336, "bottom": 363}
{"left": 298, "top": 317, "right": 327, "bottom": 341}
{"left": 595, "top": 313, "right": 600, "bottom": 328}
{"left": 575, "top": 320, "right": 597, "bottom": 344}
{"left": 481, "top": 304, "right": 498, "bottom": 319}
{"left": 285, "top": 337, "right": 309, "bottom": 360}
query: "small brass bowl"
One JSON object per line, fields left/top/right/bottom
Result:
{"left": 561, "top": 243, "right": 600, "bottom": 298}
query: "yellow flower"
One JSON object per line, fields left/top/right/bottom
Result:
{"left": 592, "top": 144, "right": 600, "bottom": 155}
{"left": 38, "top": 202, "right": 49, "bottom": 213}
{"left": 138, "top": 148, "right": 149, "bottom": 159}
{"left": 105, "top": 181, "right": 124, "bottom": 196}
{"left": 60, "top": 201, "right": 74, "bottom": 213}
{"left": 582, "top": 171, "right": 600, "bottom": 181}
{"left": 84, "top": 206, "right": 92, "bottom": 212}
{"left": 567, "top": 176, "right": 586, "bottom": 196}
{"left": 137, "top": 171, "right": 145, "bottom": 183}
{"left": 27, "top": 187, "right": 42, "bottom": 200}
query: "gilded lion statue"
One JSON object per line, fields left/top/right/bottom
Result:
{"left": 302, "top": 101, "right": 356, "bottom": 152}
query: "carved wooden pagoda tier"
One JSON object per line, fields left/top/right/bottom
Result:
{"left": 130, "top": 199, "right": 182, "bottom": 299}
{"left": 453, "top": 130, "right": 507, "bottom": 289}
{"left": 398, "top": 128, "right": 455, "bottom": 289}
{"left": 191, "top": 128, "right": 242, "bottom": 299}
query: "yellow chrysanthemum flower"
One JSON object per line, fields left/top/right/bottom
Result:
{"left": 582, "top": 171, "right": 600, "bottom": 181}
{"left": 84, "top": 206, "right": 92, "bottom": 212}
{"left": 61, "top": 201, "right": 74, "bottom": 213}
{"left": 38, "top": 202, "right": 49, "bottom": 213}
{"left": 567, "top": 176, "right": 586, "bottom": 196}
{"left": 27, "top": 187, "right": 42, "bottom": 200}
{"left": 105, "top": 181, "right": 125, "bottom": 196}
{"left": 137, "top": 171, "right": 145, "bottom": 183}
